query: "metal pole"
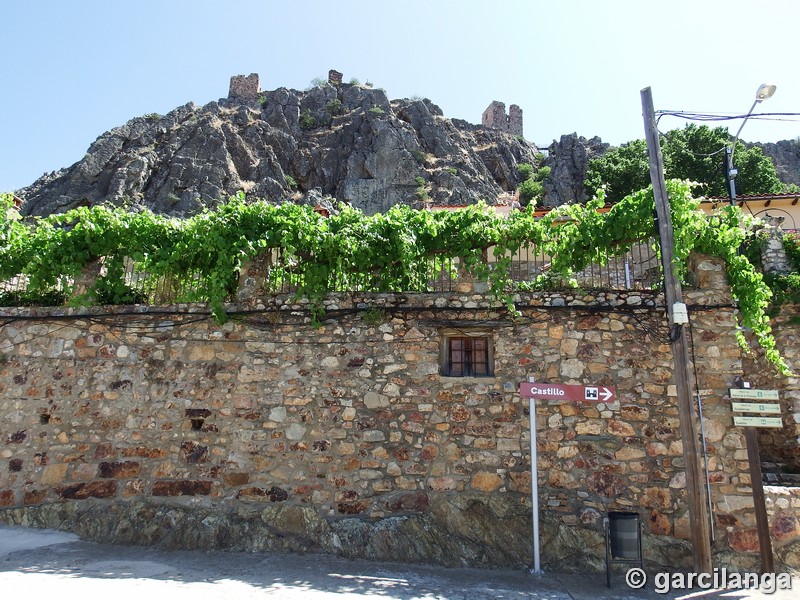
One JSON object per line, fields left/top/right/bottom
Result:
{"left": 529, "top": 394, "right": 541, "bottom": 574}
{"left": 695, "top": 391, "right": 716, "bottom": 542}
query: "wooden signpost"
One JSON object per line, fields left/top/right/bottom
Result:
{"left": 730, "top": 388, "right": 783, "bottom": 574}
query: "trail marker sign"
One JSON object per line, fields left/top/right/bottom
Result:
{"left": 733, "top": 416, "right": 783, "bottom": 428}
{"left": 731, "top": 402, "right": 781, "bottom": 414}
{"left": 729, "top": 388, "right": 779, "bottom": 400}
{"left": 519, "top": 382, "right": 615, "bottom": 403}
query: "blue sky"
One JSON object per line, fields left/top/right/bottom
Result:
{"left": 2, "top": 0, "right": 798, "bottom": 192}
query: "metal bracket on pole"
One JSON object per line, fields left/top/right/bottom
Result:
{"left": 725, "top": 147, "right": 737, "bottom": 205}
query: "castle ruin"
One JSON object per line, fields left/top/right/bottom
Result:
{"left": 482, "top": 101, "right": 523, "bottom": 137}
{"left": 228, "top": 73, "right": 260, "bottom": 103}
{"left": 328, "top": 69, "right": 343, "bottom": 86}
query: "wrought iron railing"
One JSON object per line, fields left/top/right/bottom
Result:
{"left": 0, "top": 238, "right": 662, "bottom": 307}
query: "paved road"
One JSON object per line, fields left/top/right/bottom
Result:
{"left": 0, "top": 525, "right": 796, "bottom": 599}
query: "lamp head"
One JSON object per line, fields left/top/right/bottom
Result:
{"left": 755, "top": 84, "right": 776, "bottom": 102}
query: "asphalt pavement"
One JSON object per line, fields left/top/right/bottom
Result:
{"left": 0, "top": 524, "right": 796, "bottom": 599}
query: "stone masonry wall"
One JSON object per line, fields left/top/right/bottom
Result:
{"left": 508, "top": 105, "right": 523, "bottom": 137}
{"left": 742, "top": 303, "right": 800, "bottom": 466}
{"left": 482, "top": 100, "right": 523, "bottom": 137}
{"left": 0, "top": 266, "right": 798, "bottom": 570}
{"left": 228, "top": 73, "right": 260, "bottom": 103}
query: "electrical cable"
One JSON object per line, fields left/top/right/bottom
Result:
{"left": 655, "top": 110, "right": 800, "bottom": 124}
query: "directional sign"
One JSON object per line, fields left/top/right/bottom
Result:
{"left": 519, "top": 382, "right": 616, "bottom": 403}
{"left": 729, "top": 389, "right": 779, "bottom": 400}
{"left": 731, "top": 402, "right": 782, "bottom": 414}
{"left": 733, "top": 416, "right": 783, "bottom": 428}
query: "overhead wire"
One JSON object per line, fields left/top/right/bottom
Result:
{"left": 656, "top": 110, "right": 800, "bottom": 124}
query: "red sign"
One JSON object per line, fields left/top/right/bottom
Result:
{"left": 519, "top": 382, "right": 616, "bottom": 403}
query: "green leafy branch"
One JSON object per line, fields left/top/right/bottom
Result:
{"left": 0, "top": 185, "right": 791, "bottom": 372}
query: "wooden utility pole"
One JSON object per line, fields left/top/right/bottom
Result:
{"left": 745, "top": 426, "right": 775, "bottom": 573}
{"left": 641, "top": 87, "right": 713, "bottom": 573}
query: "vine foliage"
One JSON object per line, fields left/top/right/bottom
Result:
{"left": 0, "top": 183, "right": 791, "bottom": 372}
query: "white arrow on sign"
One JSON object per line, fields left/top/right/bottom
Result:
{"left": 600, "top": 387, "right": 614, "bottom": 402}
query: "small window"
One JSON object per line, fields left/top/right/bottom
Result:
{"left": 440, "top": 331, "right": 493, "bottom": 377}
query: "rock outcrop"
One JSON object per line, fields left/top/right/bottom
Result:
{"left": 19, "top": 81, "right": 539, "bottom": 217}
{"left": 541, "top": 134, "right": 609, "bottom": 206}
{"left": 759, "top": 139, "right": 800, "bottom": 187}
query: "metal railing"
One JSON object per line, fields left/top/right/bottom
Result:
{"left": 0, "top": 238, "right": 663, "bottom": 307}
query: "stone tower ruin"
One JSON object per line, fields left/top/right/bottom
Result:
{"left": 328, "top": 69, "right": 343, "bottom": 85}
{"left": 482, "top": 101, "right": 523, "bottom": 137}
{"left": 228, "top": 73, "right": 260, "bottom": 103}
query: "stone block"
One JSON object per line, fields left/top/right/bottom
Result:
{"left": 608, "top": 420, "right": 635, "bottom": 436}
{"left": 615, "top": 447, "right": 645, "bottom": 461}
{"left": 648, "top": 510, "right": 671, "bottom": 535}
{"left": 57, "top": 480, "right": 117, "bottom": 499}
{"left": 180, "top": 441, "right": 208, "bottom": 463}
{"left": 40, "top": 463, "right": 68, "bottom": 485}
{"left": 338, "top": 501, "right": 370, "bottom": 514}
{"left": 122, "top": 479, "right": 144, "bottom": 497}
{"left": 586, "top": 471, "right": 626, "bottom": 498}
{"left": 98, "top": 461, "right": 141, "bottom": 479}
{"left": 384, "top": 490, "right": 430, "bottom": 513}
{"left": 640, "top": 487, "right": 673, "bottom": 509}
{"left": 24, "top": 489, "right": 47, "bottom": 504}
{"left": 771, "top": 513, "right": 800, "bottom": 541}
{"left": 620, "top": 405, "right": 649, "bottom": 421}
{"left": 152, "top": 480, "right": 212, "bottom": 496}
{"left": 470, "top": 471, "right": 503, "bottom": 492}
{"left": 427, "top": 477, "right": 458, "bottom": 491}
{"left": 120, "top": 446, "right": 166, "bottom": 459}
{"left": 728, "top": 528, "right": 760, "bottom": 553}
{"left": 575, "top": 420, "right": 603, "bottom": 435}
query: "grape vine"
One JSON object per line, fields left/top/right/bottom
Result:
{"left": 0, "top": 183, "right": 792, "bottom": 373}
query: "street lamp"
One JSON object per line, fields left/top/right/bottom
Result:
{"left": 726, "top": 83, "right": 777, "bottom": 204}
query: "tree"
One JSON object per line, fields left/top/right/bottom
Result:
{"left": 516, "top": 163, "right": 550, "bottom": 207}
{"left": 585, "top": 124, "right": 783, "bottom": 202}
{"left": 584, "top": 139, "right": 651, "bottom": 203}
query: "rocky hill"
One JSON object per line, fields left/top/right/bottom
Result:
{"left": 541, "top": 134, "right": 609, "bottom": 205}
{"left": 540, "top": 134, "right": 800, "bottom": 206}
{"left": 19, "top": 74, "right": 539, "bottom": 217}
{"left": 759, "top": 139, "right": 800, "bottom": 187}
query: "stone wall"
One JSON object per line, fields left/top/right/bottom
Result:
{"left": 508, "top": 105, "right": 523, "bottom": 138}
{"left": 0, "top": 266, "right": 797, "bottom": 571}
{"left": 228, "top": 73, "right": 260, "bottom": 103}
{"left": 481, "top": 100, "right": 523, "bottom": 137}
{"left": 328, "top": 69, "right": 343, "bottom": 86}
{"left": 766, "top": 487, "right": 800, "bottom": 567}
{"left": 742, "top": 304, "right": 800, "bottom": 466}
